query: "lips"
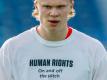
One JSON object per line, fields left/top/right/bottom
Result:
{"left": 48, "top": 20, "right": 60, "bottom": 23}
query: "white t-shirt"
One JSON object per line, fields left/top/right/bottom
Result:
{"left": 0, "top": 26, "right": 107, "bottom": 80}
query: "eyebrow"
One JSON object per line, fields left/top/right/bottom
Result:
{"left": 42, "top": 4, "right": 67, "bottom": 7}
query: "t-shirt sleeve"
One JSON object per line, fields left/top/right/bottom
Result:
{"left": 92, "top": 42, "right": 107, "bottom": 80}
{"left": 0, "top": 41, "right": 13, "bottom": 80}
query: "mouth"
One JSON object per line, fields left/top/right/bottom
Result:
{"left": 48, "top": 20, "right": 60, "bottom": 24}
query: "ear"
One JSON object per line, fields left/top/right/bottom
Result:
{"left": 70, "top": 0, "right": 74, "bottom": 9}
{"left": 34, "top": 1, "right": 39, "bottom": 10}
{"left": 70, "top": 0, "right": 75, "bottom": 13}
{"left": 33, "top": 1, "right": 39, "bottom": 16}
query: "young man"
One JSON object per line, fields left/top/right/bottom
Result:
{"left": 0, "top": 0, "right": 107, "bottom": 80}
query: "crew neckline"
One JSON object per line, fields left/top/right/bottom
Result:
{"left": 31, "top": 26, "right": 74, "bottom": 47}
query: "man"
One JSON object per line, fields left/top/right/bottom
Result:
{"left": 0, "top": 0, "right": 107, "bottom": 80}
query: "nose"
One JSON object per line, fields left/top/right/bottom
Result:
{"left": 50, "top": 8, "right": 59, "bottom": 17}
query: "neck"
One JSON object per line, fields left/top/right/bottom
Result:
{"left": 37, "top": 25, "right": 68, "bottom": 41}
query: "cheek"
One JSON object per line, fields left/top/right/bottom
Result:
{"left": 60, "top": 10, "right": 68, "bottom": 18}
{"left": 39, "top": 8, "right": 49, "bottom": 23}
{"left": 39, "top": 8, "right": 49, "bottom": 17}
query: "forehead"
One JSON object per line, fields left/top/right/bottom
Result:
{"left": 38, "top": 0, "right": 69, "bottom": 5}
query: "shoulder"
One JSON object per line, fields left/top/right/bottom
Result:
{"left": 72, "top": 28, "right": 106, "bottom": 55}
{"left": 0, "top": 27, "right": 35, "bottom": 51}
{"left": 72, "top": 28, "right": 103, "bottom": 47}
{"left": 73, "top": 28, "right": 106, "bottom": 59}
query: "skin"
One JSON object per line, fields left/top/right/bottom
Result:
{"left": 35, "top": 0, "right": 72, "bottom": 41}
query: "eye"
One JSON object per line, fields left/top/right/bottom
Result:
{"left": 57, "top": 5, "right": 66, "bottom": 9}
{"left": 43, "top": 5, "right": 52, "bottom": 9}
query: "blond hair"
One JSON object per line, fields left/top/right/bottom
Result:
{"left": 32, "top": 0, "right": 75, "bottom": 20}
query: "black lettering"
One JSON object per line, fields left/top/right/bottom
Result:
{"left": 29, "top": 59, "right": 33, "bottom": 66}
{"left": 69, "top": 60, "right": 73, "bottom": 67}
